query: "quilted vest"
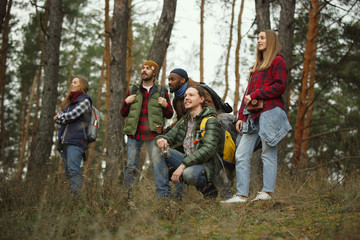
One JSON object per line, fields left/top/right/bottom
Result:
{"left": 57, "top": 94, "right": 92, "bottom": 149}
{"left": 123, "top": 84, "right": 165, "bottom": 136}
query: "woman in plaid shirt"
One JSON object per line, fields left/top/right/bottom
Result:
{"left": 222, "top": 30, "right": 292, "bottom": 204}
{"left": 54, "top": 76, "right": 93, "bottom": 194}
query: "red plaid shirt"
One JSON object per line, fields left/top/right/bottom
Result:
{"left": 238, "top": 53, "right": 288, "bottom": 121}
{"left": 121, "top": 85, "right": 173, "bottom": 140}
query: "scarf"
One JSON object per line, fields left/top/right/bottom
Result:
{"left": 69, "top": 91, "right": 83, "bottom": 102}
{"left": 175, "top": 81, "right": 188, "bottom": 98}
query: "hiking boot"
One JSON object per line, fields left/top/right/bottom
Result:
{"left": 251, "top": 191, "right": 272, "bottom": 202}
{"left": 220, "top": 195, "right": 248, "bottom": 203}
{"left": 202, "top": 183, "right": 218, "bottom": 199}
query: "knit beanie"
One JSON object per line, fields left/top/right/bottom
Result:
{"left": 143, "top": 60, "right": 159, "bottom": 75}
{"left": 170, "top": 68, "right": 188, "bottom": 81}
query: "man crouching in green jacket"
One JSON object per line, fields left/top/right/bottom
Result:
{"left": 154, "top": 86, "right": 230, "bottom": 199}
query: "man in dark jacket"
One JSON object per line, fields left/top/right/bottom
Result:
{"left": 153, "top": 86, "right": 229, "bottom": 199}
{"left": 168, "top": 68, "right": 216, "bottom": 121}
{"left": 121, "top": 60, "right": 173, "bottom": 196}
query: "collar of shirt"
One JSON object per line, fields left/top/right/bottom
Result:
{"left": 141, "top": 84, "right": 153, "bottom": 93}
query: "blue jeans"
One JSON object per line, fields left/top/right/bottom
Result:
{"left": 167, "top": 150, "right": 207, "bottom": 190}
{"left": 60, "top": 145, "right": 84, "bottom": 194}
{"left": 154, "top": 147, "right": 215, "bottom": 197}
{"left": 125, "top": 138, "right": 170, "bottom": 196}
{"left": 152, "top": 147, "right": 185, "bottom": 197}
{"left": 235, "top": 118, "right": 277, "bottom": 197}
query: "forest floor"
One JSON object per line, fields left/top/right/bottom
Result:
{"left": 1, "top": 169, "right": 360, "bottom": 240}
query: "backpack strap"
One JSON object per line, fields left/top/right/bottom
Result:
{"left": 92, "top": 106, "right": 99, "bottom": 126}
{"left": 160, "top": 85, "right": 166, "bottom": 98}
{"left": 195, "top": 116, "right": 211, "bottom": 151}
{"left": 131, "top": 84, "right": 139, "bottom": 95}
{"left": 199, "top": 116, "right": 214, "bottom": 138}
{"left": 76, "top": 97, "right": 92, "bottom": 123}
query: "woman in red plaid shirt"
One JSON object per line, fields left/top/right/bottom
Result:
{"left": 222, "top": 30, "right": 292, "bottom": 204}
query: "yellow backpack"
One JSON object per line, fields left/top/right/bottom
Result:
{"left": 199, "top": 115, "right": 236, "bottom": 168}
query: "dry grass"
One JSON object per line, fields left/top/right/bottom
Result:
{"left": 1, "top": 165, "right": 360, "bottom": 240}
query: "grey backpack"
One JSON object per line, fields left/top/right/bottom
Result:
{"left": 87, "top": 106, "right": 100, "bottom": 143}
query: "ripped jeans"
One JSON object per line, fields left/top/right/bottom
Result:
{"left": 235, "top": 118, "right": 277, "bottom": 197}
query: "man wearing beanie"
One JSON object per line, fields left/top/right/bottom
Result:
{"left": 121, "top": 60, "right": 174, "bottom": 197}
{"left": 167, "top": 68, "right": 216, "bottom": 127}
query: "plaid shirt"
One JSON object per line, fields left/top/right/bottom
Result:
{"left": 183, "top": 118, "right": 196, "bottom": 156}
{"left": 238, "top": 53, "right": 288, "bottom": 121}
{"left": 121, "top": 85, "right": 173, "bottom": 140}
{"left": 56, "top": 98, "right": 91, "bottom": 125}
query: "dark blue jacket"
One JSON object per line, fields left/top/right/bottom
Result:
{"left": 57, "top": 94, "right": 92, "bottom": 150}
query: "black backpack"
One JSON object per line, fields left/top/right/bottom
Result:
{"left": 198, "top": 82, "right": 233, "bottom": 113}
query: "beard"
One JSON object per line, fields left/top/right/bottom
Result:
{"left": 142, "top": 74, "right": 153, "bottom": 82}
{"left": 169, "top": 82, "right": 181, "bottom": 93}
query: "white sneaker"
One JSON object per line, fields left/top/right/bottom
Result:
{"left": 220, "top": 195, "right": 248, "bottom": 203}
{"left": 251, "top": 191, "right": 272, "bottom": 202}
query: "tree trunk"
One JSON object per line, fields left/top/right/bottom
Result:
{"left": 147, "top": 0, "right": 177, "bottom": 75}
{"left": 276, "top": 0, "right": 296, "bottom": 165}
{"left": 126, "top": 1, "right": 132, "bottom": 89}
{"left": 222, "top": 0, "right": 236, "bottom": 102}
{"left": 31, "top": 0, "right": 49, "bottom": 147}
{"left": 0, "top": 0, "right": 11, "bottom": 169}
{"left": 233, "top": 0, "right": 245, "bottom": 117}
{"left": 95, "top": 0, "right": 111, "bottom": 185}
{"left": 18, "top": 80, "right": 28, "bottom": 170}
{"left": 84, "top": 56, "right": 105, "bottom": 181}
{"left": 105, "top": 0, "right": 129, "bottom": 187}
{"left": 161, "top": 52, "right": 167, "bottom": 86}
{"left": 293, "top": 0, "right": 319, "bottom": 168}
{"left": 27, "top": 0, "right": 64, "bottom": 188}
{"left": 83, "top": 0, "right": 113, "bottom": 178}
{"left": 301, "top": 5, "right": 320, "bottom": 165}
{"left": 17, "top": 71, "right": 40, "bottom": 180}
{"left": 0, "top": 0, "right": 6, "bottom": 31}
{"left": 94, "top": 63, "right": 110, "bottom": 186}
{"left": 200, "top": 0, "right": 204, "bottom": 82}
{"left": 255, "top": 0, "right": 270, "bottom": 31}
{"left": 278, "top": 0, "right": 295, "bottom": 113}
{"left": 66, "top": 18, "right": 79, "bottom": 85}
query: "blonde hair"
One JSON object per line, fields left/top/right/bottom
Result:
{"left": 250, "top": 29, "right": 281, "bottom": 75}
{"left": 59, "top": 76, "right": 89, "bottom": 110}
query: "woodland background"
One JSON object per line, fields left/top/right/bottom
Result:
{"left": 0, "top": 0, "right": 359, "bottom": 239}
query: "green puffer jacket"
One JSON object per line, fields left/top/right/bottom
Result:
{"left": 156, "top": 106, "right": 223, "bottom": 183}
